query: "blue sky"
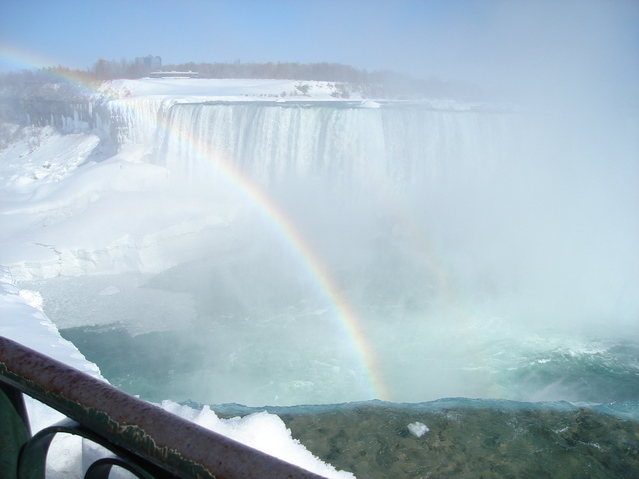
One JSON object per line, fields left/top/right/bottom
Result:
{"left": 1, "top": 0, "right": 637, "bottom": 98}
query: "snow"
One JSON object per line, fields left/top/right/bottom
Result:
{"left": 0, "top": 266, "right": 103, "bottom": 378}
{"left": 0, "top": 264, "right": 355, "bottom": 477}
{"left": 0, "top": 126, "right": 100, "bottom": 197}
{"left": 360, "top": 100, "right": 381, "bottom": 108}
{"left": 407, "top": 421, "right": 429, "bottom": 438}
{"left": 0, "top": 266, "right": 104, "bottom": 476}
{"left": 99, "top": 77, "right": 363, "bottom": 102}
{"left": 161, "top": 401, "right": 355, "bottom": 478}
{"left": 0, "top": 130, "right": 235, "bottom": 281}
{"left": 0, "top": 78, "right": 362, "bottom": 478}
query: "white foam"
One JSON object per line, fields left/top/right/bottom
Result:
{"left": 407, "top": 421, "right": 429, "bottom": 438}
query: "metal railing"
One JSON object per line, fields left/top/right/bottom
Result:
{"left": 0, "top": 336, "right": 326, "bottom": 479}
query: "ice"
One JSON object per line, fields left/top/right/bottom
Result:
{"left": 1, "top": 265, "right": 354, "bottom": 477}
{"left": 99, "top": 78, "right": 364, "bottom": 101}
{"left": 360, "top": 100, "right": 380, "bottom": 108}
{"left": 0, "top": 266, "right": 106, "bottom": 477}
{"left": 18, "top": 287, "right": 43, "bottom": 309}
{"left": 0, "top": 126, "right": 100, "bottom": 195}
{"left": 98, "top": 285, "right": 120, "bottom": 296}
{"left": 407, "top": 421, "right": 429, "bottom": 438}
{"left": 161, "top": 400, "right": 355, "bottom": 479}
{"left": 0, "top": 266, "right": 103, "bottom": 377}
{"left": 0, "top": 127, "right": 236, "bottom": 281}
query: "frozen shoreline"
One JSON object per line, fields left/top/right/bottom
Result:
{"left": 0, "top": 266, "right": 355, "bottom": 478}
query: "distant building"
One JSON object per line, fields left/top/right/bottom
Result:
{"left": 136, "top": 55, "right": 162, "bottom": 72}
{"left": 149, "top": 71, "right": 199, "bottom": 79}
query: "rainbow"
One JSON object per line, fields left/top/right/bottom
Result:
{"left": 0, "top": 45, "right": 392, "bottom": 401}
{"left": 153, "top": 114, "right": 392, "bottom": 401}
{"left": 0, "top": 44, "right": 88, "bottom": 83}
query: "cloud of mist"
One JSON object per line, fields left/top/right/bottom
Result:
{"left": 333, "top": 1, "right": 638, "bottom": 104}
{"left": 482, "top": 1, "right": 638, "bottom": 103}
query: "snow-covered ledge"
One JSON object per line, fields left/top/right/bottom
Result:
{"left": 0, "top": 265, "right": 355, "bottom": 478}
{"left": 0, "top": 266, "right": 104, "bottom": 378}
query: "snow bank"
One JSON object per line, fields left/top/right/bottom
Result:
{"left": 161, "top": 401, "right": 355, "bottom": 478}
{"left": 99, "top": 77, "right": 362, "bottom": 101}
{"left": 0, "top": 126, "right": 100, "bottom": 195}
{"left": 0, "top": 266, "right": 104, "bottom": 378}
{"left": 0, "top": 128, "right": 237, "bottom": 281}
{"left": 0, "top": 265, "right": 105, "bottom": 476}
{"left": 1, "top": 267, "right": 353, "bottom": 478}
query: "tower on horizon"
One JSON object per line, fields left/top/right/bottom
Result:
{"left": 136, "top": 55, "right": 162, "bottom": 72}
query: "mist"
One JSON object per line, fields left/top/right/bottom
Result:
{"left": 421, "top": 1, "right": 639, "bottom": 106}
{"left": 3, "top": 1, "right": 637, "bottom": 407}
{"left": 17, "top": 91, "right": 634, "bottom": 406}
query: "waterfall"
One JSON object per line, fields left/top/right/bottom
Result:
{"left": 151, "top": 102, "right": 638, "bottom": 333}
{"left": 4, "top": 78, "right": 637, "bottom": 477}
{"left": 156, "top": 102, "right": 523, "bottom": 190}
{"left": 12, "top": 96, "right": 637, "bottom": 408}
{"left": 97, "top": 96, "right": 176, "bottom": 148}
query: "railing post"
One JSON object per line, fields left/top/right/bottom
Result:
{"left": 0, "top": 382, "right": 31, "bottom": 478}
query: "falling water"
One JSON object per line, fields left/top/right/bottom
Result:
{"left": 25, "top": 100, "right": 637, "bottom": 409}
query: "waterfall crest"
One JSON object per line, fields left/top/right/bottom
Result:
{"left": 156, "top": 102, "right": 522, "bottom": 189}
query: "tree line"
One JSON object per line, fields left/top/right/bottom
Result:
{"left": 0, "top": 57, "right": 479, "bottom": 106}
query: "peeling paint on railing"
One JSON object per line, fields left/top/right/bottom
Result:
{"left": 0, "top": 335, "right": 326, "bottom": 479}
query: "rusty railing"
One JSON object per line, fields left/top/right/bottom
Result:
{"left": 0, "top": 335, "right": 325, "bottom": 479}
